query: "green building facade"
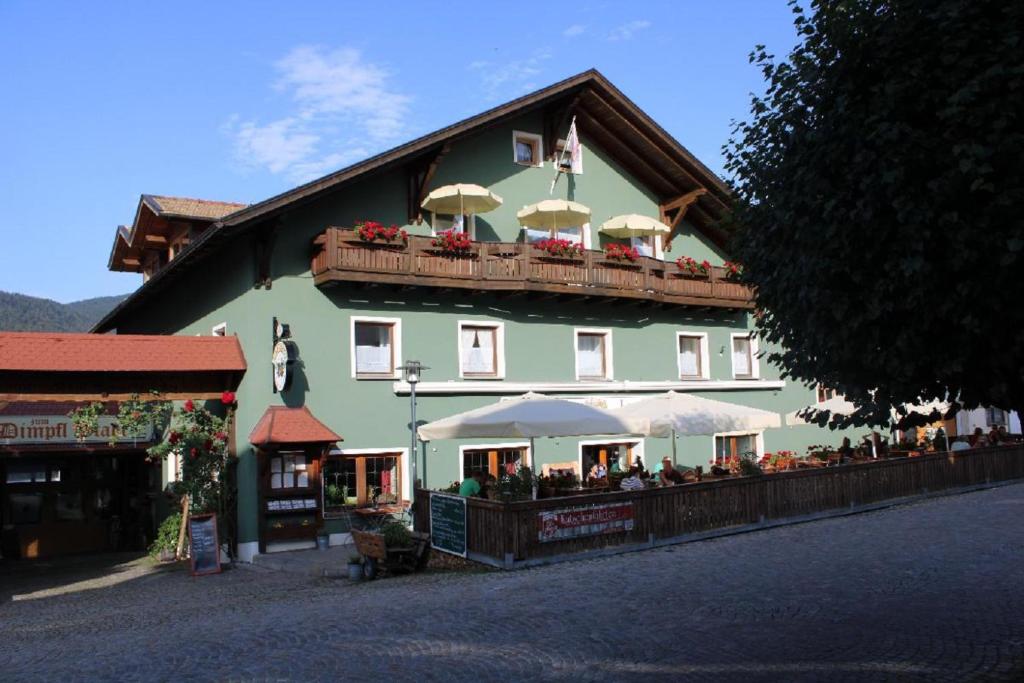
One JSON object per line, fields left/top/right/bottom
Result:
{"left": 100, "top": 71, "right": 839, "bottom": 560}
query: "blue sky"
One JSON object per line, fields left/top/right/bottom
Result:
{"left": 0, "top": 1, "right": 797, "bottom": 302}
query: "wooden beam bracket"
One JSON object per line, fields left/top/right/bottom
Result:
{"left": 407, "top": 143, "right": 451, "bottom": 224}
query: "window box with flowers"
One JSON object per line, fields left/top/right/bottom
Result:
{"left": 722, "top": 261, "right": 743, "bottom": 280}
{"left": 533, "top": 238, "right": 584, "bottom": 260}
{"left": 352, "top": 220, "right": 409, "bottom": 247}
{"left": 603, "top": 243, "right": 640, "bottom": 263}
{"left": 430, "top": 229, "right": 475, "bottom": 257}
{"left": 674, "top": 256, "right": 712, "bottom": 279}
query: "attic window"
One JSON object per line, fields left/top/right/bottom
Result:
{"left": 513, "top": 131, "right": 543, "bottom": 167}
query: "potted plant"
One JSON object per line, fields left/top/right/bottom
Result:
{"left": 675, "top": 256, "right": 711, "bottom": 278}
{"left": 354, "top": 220, "right": 409, "bottom": 245}
{"left": 534, "top": 238, "right": 584, "bottom": 259}
{"left": 604, "top": 243, "right": 640, "bottom": 262}
{"left": 148, "top": 512, "right": 182, "bottom": 563}
{"left": 347, "top": 555, "right": 363, "bottom": 581}
{"left": 722, "top": 260, "right": 743, "bottom": 279}
{"left": 431, "top": 229, "right": 473, "bottom": 256}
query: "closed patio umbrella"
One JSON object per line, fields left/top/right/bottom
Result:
{"left": 420, "top": 183, "right": 503, "bottom": 219}
{"left": 614, "top": 391, "right": 782, "bottom": 465}
{"left": 516, "top": 199, "right": 591, "bottom": 238}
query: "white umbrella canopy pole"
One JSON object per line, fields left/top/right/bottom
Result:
{"left": 617, "top": 391, "right": 781, "bottom": 438}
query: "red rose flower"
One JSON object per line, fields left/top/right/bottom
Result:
{"left": 190, "top": 447, "right": 198, "bottom": 459}
{"left": 215, "top": 431, "right": 228, "bottom": 442}
{"left": 168, "top": 431, "right": 180, "bottom": 445}
{"left": 221, "top": 391, "right": 236, "bottom": 406}
{"left": 183, "top": 399, "right": 194, "bottom": 413}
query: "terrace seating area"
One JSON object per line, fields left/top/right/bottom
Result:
{"left": 311, "top": 228, "right": 754, "bottom": 309}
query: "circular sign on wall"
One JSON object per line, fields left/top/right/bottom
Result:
{"left": 272, "top": 339, "right": 297, "bottom": 392}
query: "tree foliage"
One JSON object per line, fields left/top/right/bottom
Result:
{"left": 724, "top": 0, "right": 1024, "bottom": 427}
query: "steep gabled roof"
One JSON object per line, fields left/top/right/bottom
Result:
{"left": 249, "top": 405, "right": 342, "bottom": 446}
{"left": 96, "top": 69, "right": 731, "bottom": 332}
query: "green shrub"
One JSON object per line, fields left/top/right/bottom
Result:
{"left": 380, "top": 520, "right": 413, "bottom": 548}
{"left": 149, "top": 513, "right": 182, "bottom": 558}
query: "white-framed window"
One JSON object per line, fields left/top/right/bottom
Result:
{"left": 432, "top": 213, "right": 476, "bottom": 238}
{"left": 457, "top": 321, "right": 506, "bottom": 379}
{"left": 713, "top": 431, "right": 764, "bottom": 464}
{"left": 631, "top": 235, "right": 664, "bottom": 259}
{"left": 986, "top": 408, "right": 1008, "bottom": 427}
{"left": 211, "top": 322, "right": 227, "bottom": 337}
{"left": 512, "top": 130, "right": 543, "bottom": 167}
{"left": 676, "top": 332, "right": 710, "bottom": 380}
{"left": 323, "top": 447, "right": 410, "bottom": 515}
{"left": 554, "top": 138, "right": 583, "bottom": 174}
{"left": 524, "top": 222, "right": 591, "bottom": 248}
{"left": 816, "top": 385, "right": 839, "bottom": 403}
{"left": 730, "top": 332, "right": 759, "bottom": 379}
{"left": 350, "top": 316, "right": 402, "bottom": 379}
{"left": 459, "top": 442, "right": 531, "bottom": 480}
{"left": 575, "top": 328, "right": 613, "bottom": 380}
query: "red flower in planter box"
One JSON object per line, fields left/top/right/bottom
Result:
{"left": 431, "top": 229, "right": 473, "bottom": 255}
{"left": 723, "top": 261, "right": 743, "bottom": 278}
{"left": 605, "top": 243, "right": 639, "bottom": 262}
{"left": 221, "top": 391, "right": 236, "bottom": 406}
{"left": 534, "top": 238, "right": 584, "bottom": 258}
{"left": 355, "top": 220, "right": 409, "bottom": 244}
{"left": 675, "top": 256, "right": 709, "bottom": 276}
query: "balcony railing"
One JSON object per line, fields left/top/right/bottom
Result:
{"left": 311, "top": 229, "right": 754, "bottom": 309}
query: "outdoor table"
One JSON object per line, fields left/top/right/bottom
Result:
{"left": 353, "top": 505, "right": 407, "bottom": 518}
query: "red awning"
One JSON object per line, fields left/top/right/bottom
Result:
{"left": 249, "top": 406, "right": 342, "bottom": 446}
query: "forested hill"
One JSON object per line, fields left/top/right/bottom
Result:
{"left": 0, "top": 291, "right": 128, "bottom": 332}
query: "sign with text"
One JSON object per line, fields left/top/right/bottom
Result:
{"left": 538, "top": 502, "right": 635, "bottom": 543}
{"left": 0, "top": 415, "right": 152, "bottom": 446}
{"left": 429, "top": 493, "right": 467, "bottom": 558}
{"left": 188, "top": 513, "right": 222, "bottom": 576}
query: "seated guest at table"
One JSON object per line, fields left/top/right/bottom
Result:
{"left": 838, "top": 437, "right": 854, "bottom": 462}
{"left": 459, "top": 470, "right": 484, "bottom": 497}
{"left": 620, "top": 466, "right": 645, "bottom": 491}
{"left": 988, "top": 426, "right": 1001, "bottom": 446}
{"left": 588, "top": 463, "right": 600, "bottom": 481}
{"left": 933, "top": 427, "right": 948, "bottom": 452}
{"left": 997, "top": 425, "right": 1012, "bottom": 443}
{"left": 481, "top": 472, "right": 498, "bottom": 498}
{"left": 969, "top": 427, "right": 984, "bottom": 447}
{"left": 659, "top": 458, "right": 686, "bottom": 486}
{"left": 596, "top": 462, "right": 608, "bottom": 479}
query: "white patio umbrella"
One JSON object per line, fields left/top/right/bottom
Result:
{"left": 786, "top": 396, "right": 953, "bottom": 426}
{"left": 516, "top": 199, "right": 591, "bottom": 238}
{"left": 599, "top": 214, "right": 672, "bottom": 239}
{"left": 421, "top": 183, "right": 503, "bottom": 219}
{"left": 614, "top": 391, "right": 782, "bottom": 465}
{"left": 418, "top": 392, "right": 645, "bottom": 443}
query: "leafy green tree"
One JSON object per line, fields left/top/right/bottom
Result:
{"left": 724, "top": 0, "right": 1024, "bottom": 427}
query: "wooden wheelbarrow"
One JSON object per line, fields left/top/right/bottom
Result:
{"left": 350, "top": 529, "right": 431, "bottom": 580}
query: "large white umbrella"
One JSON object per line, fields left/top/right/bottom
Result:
{"left": 421, "top": 183, "right": 503, "bottom": 218}
{"left": 786, "top": 396, "right": 953, "bottom": 426}
{"left": 599, "top": 214, "right": 672, "bottom": 238}
{"left": 614, "top": 391, "right": 781, "bottom": 465}
{"left": 516, "top": 199, "right": 591, "bottom": 237}
{"left": 418, "top": 392, "right": 645, "bottom": 442}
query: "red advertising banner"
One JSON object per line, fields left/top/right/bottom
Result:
{"left": 537, "top": 502, "right": 635, "bottom": 543}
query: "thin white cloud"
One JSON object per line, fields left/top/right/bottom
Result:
{"left": 469, "top": 49, "right": 552, "bottom": 101}
{"left": 607, "top": 19, "right": 651, "bottom": 41}
{"left": 563, "top": 24, "right": 586, "bottom": 38}
{"left": 226, "top": 46, "right": 411, "bottom": 183}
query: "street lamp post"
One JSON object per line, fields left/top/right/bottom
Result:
{"left": 399, "top": 360, "right": 427, "bottom": 527}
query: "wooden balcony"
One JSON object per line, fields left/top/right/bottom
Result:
{"left": 311, "top": 229, "right": 754, "bottom": 309}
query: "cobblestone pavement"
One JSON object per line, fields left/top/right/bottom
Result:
{"left": 2, "top": 483, "right": 1024, "bottom": 682}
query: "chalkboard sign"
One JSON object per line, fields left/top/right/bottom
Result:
{"left": 188, "top": 513, "right": 222, "bottom": 576}
{"left": 429, "top": 493, "right": 467, "bottom": 558}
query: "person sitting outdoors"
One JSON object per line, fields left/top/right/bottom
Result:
{"left": 620, "top": 466, "right": 645, "bottom": 491}
{"left": 988, "top": 426, "right": 1001, "bottom": 446}
{"left": 458, "top": 470, "right": 484, "bottom": 497}
{"left": 481, "top": 472, "right": 498, "bottom": 499}
{"left": 658, "top": 457, "right": 686, "bottom": 486}
{"left": 969, "top": 427, "right": 984, "bottom": 447}
{"left": 596, "top": 462, "right": 608, "bottom": 479}
{"left": 838, "top": 437, "right": 854, "bottom": 462}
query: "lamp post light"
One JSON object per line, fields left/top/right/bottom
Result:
{"left": 399, "top": 360, "right": 428, "bottom": 527}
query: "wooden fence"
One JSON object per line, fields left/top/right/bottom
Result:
{"left": 414, "top": 445, "right": 1024, "bottom": 568}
